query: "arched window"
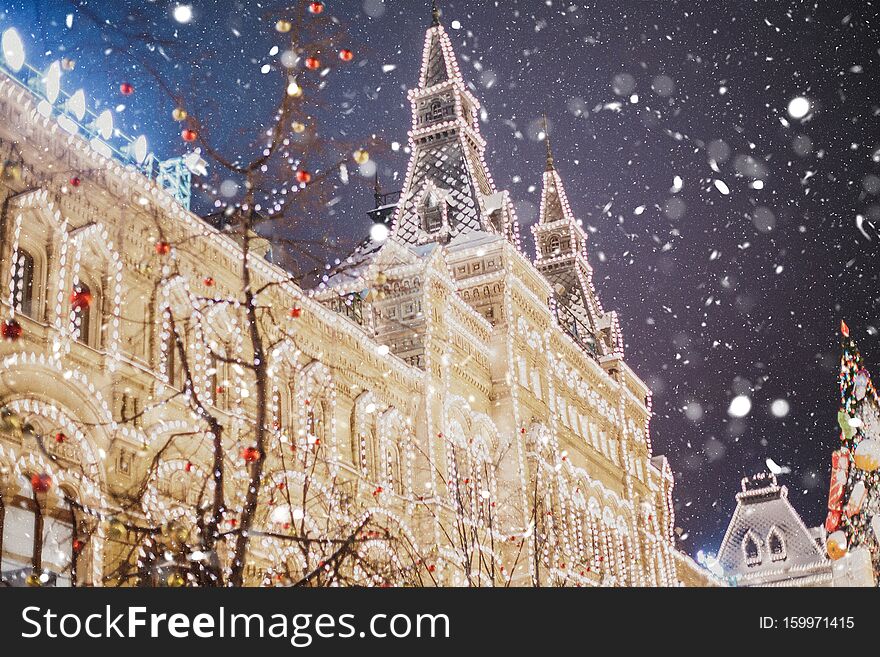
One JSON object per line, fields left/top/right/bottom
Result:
{"left": 12, "top": 248, "right": 36, "bottom": 317}
{"left": 420, "top": 190, "right": 443, "bottom": 233}
{"left": 1, "top": 488, "right": 41, "bottom": 584}
{"left": 165, "top": 327, "right": 178, "bottom": 386}
{"left": 548, "top": 235, "right": 561, "bottom": 256}
{"left": 768, "top": 529, "right": 785, "bottom": 562}
{"left": 205, "top": 353, "right": 221, "bottom": 407}
{"left": 430, "top": 99, "right": 443, "bottom": 121}
{"left": 349, "top": 408, "right": 362, "bottom": 468}
{"left": 73, "top": 282, "right": 93, "bottom": 346}
{"left": 744, "top": 533, "right": 761, "bottom": 566}
{"left": 0, "top": 484, "right": 79, "bottom": 587}
{"left": 385, "top": 443, "right": 401, "bottom": 493}
{"left": 306, "top": 400, "right": 326, "bottom": 449}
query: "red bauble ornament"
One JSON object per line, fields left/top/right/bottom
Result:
{"left": 31, "top": 473, "right": 52, "bottom": 493}
{"left": 181, "top": 128, "right": 198, "bottom": 142}
{"left": 54, "top": 432, "right": 67, "bottom": 444}
{"left": 309, "top": 1, "right": 324, "bottom": 14}
{"left": 203, "top": 276, "right": 215, "bottom": 287}
{"left": 120, "top": 82, "right": 134, "bottom": 96}
{"left": 69, "top": 176, "right": 81, "bottom": 187}
{"left": 184, "top": 461, "right": 193, "bottom": 472}
{"left": 304, "top": 57, "right": 320, "bottom": 70}
{"left": 1, "top": 318, "right": 22, "bottom": 341}
{"left": 295, "top": 169, "right": 311, "bottom": 184}
{"left": 338, "top": 48, "right": 353, "bottom": 62}
{"left": 72, "top": 539, "right": 85, "bottom": 552}
{"left": 70, "top": 287, "right": 92, "bottom": 311}
{"left": 242, "top": 446, "right": 261, "bottom": 463}
{"left": 155, "top": 241, "right": 171, "bottom": 255}
{"left": 289, "top": 307, "right": 302, "bottom": 318}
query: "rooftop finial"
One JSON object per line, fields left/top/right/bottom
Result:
{"left": 373, "top": 171, "right": 383, "bottom": 207}
{"left": 543, "top": 114, "right": 555, "bottom": 171}
{"left": 431, "top": 0, "right": 441, "bottom": 26}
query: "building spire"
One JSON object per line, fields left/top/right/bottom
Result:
{"left": 543, "top": 114, "right": 554, "bottom": 171}
{"left": 373, "top": 171, "right": 382, "bottom": 208}
{"left": 431, "top": 0, "right": 441, "bottom": 26}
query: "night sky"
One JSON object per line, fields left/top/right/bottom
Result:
{"left": 3, "top": 0, "right": 880, "bottom": 558}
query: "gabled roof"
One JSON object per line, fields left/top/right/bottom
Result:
{"left": 717, "top": 473, "right": 828, "bottom": 585}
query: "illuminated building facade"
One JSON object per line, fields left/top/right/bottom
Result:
{"left": 0, "top": 14, "right": 714, "bottom": 586}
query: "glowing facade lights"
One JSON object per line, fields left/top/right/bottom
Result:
{"left": 43, "top": 61, "right": 61, "bottom": 103}
{"left": 0, "top": 24, "right": 197, "bottom": 207}
{"left": 93, "top": 109, "right": 114, "bottom": 139}
{"left": 67, "top": 89, "right": 86, "bottom": 120}
{"left": 132, "top": 135, "right": 149, "bottom": 164}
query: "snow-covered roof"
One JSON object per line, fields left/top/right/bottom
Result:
{"left": 716, "top": 473, "right": 830, "bottom": 586}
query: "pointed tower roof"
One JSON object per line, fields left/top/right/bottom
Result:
{"left": 531, "top": 124, "right": 623, "bottom": 359}
{"left": 543, "top": 114, "right": 555, "bottom": 172}
{"left": 388, "top": 6, "right": 516, "bottom": 247}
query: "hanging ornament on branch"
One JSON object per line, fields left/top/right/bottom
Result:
{"left": 241, "top": 446, "right": 261, "bottom": 463}
{"left": 1, "top": 318, "right": 23, "bottom": 341}
{"left": 30, "top": 473, "right": 52, "bottom": 493}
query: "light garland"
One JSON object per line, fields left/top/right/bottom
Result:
{"left": 0, "top": 10, "right": 708, "bottom": 588}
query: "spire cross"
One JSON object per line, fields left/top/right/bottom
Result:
{"left": 431, "top": 0, "right": 441, "bottom": 26}
{"left": 543, "top": 114, "right": 555, "bottom": 171}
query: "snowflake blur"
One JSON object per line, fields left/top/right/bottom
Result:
{"left": 0, "top": 0, "right": 877, "bottom": 556}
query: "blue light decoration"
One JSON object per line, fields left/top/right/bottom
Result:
{"left": 157, "top": 157, "right": 192, "bottom": 210}
{"left": 0, "top": 27, "right": 204, "bottom": 209}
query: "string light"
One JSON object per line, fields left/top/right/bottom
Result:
{"left": 0, "top": 12, "right": 706, "bottom": 588}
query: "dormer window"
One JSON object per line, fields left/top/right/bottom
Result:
{"left": 420, "top": 191, "right": 444, "bottom": 233}
{"left": 743, "top": 533, "right": 761, "bottom": 567}
{"left": 768, "top": 528, "right": 786, "bottom": 562}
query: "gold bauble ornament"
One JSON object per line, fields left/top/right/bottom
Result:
{"left": 353, "top": 149, "right": 370, "bottom": 165}
{"left": 1, "top": 160, "right": 22, "bottom": 182}
{"left": 107, "top": 519, "right": 127, "bottom": 540}
{"left": 172, "top": 107, "right": 188, "bottom": 122}
{"left": 162, "top": 519, "right": 189, "bottom": 545}
{"left": 166, "top": 572, "right": 186, "bottom": 587}
{"left": 25, "top": 572, "right": 43, "bottom": 587}
{"left": 292, "top": 121, "right": 306, "bottom": 133}
{"left": 827, "top": 530, "right": 848, "bottom": 560}
{"left": 275, "top": 19, "right": 292, "bottom": 33}
{"left": 855, "top": 438, "right": 880, "bottom": 472}
{"left": 374, "top": 271, "right": 387, "bottom": 286}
